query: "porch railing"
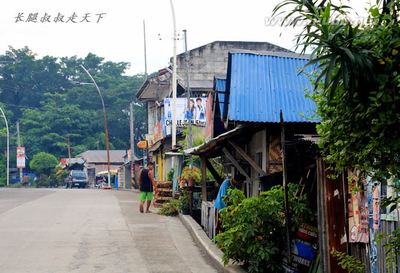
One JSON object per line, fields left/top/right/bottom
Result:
{"left": 201, "top": 201, "right": 217, "bottom": 239}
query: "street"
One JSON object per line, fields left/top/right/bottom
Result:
{"left": 0, "top": 188, "right": 220, "bottom": 273}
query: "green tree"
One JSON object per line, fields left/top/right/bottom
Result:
{"left": 274, "top": 0, "right": 400, "bottom": 268}
{"left": 274, "top": 0, "right": 400, "bottom": 181}
{"left": 30, "top": 152, "right": 58, "bottom": 176}
{"left": 0, "top": 47, "right": 146, "bottom": 160}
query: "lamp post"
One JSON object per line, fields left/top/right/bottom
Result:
{"left": 0, "top": 107, "right": 9, "bottom": 186}
{"left": 80, "top": 65, "right": 111, "bottom": 187}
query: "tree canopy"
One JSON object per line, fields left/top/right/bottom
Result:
{"left": 29, "top": 152, "right": 59, "bottom": 176}
{"left": 274, "top": 0, "right": 400, "bottom": 181}
{"left": 0, "top": 47, "right": 146, "bottom": 162}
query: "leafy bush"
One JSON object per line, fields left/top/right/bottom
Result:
{"left": 159, "top": 199, "right": 180, "bottom": 216}
{"left": 179, "top": 189, "right": 191, "bottom": 211}
{"left": 377, "top": 227, "right": 400, "bottom": 271}
{"left": 215, "top": 184, "right": 309, "bottom": 273}
{"left": 30, "top": 152, "right": 58, "bottom": 176}
{"left": 181, "top": 166, "right": 201, "bottom": 184}
{"left": 331, "top": 250, "right": 364, "bottom": 273}
{"left": 167, "top": 169, "right": 174, "bottom": 181}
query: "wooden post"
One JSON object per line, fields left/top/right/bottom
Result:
{"left": 280, "top": 110, "right": 291, "bottom": 263}
{"left": 201, "top": 158, "right": 207, "bottom": 201}
{"left": 317, "top": 158, "right": 329, "bottom": 273}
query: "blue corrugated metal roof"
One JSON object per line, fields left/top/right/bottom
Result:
{"left": 226, "top": 52, "right": 319, "bottom": 123}
{"left": 214, "top": 77, "right": 226, "bottom": 115}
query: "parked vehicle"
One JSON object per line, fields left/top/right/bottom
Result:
{"left": 67, "top": 170, "right": 88, "bottom": 189}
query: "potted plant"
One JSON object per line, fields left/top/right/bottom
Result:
{"left": 167, "top": 168, "right": 174, "bottom": 182}
{"left": 180, "top": 166, "right": 201, "bottom": 187}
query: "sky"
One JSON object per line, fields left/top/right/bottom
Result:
{"left": 0, "top": 0, "right": 371, "bottom": 75}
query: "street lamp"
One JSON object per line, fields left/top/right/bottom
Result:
{"left": 0, "top": 107, "right": 9, "bottom": 186}
{"left": 79, "top": 65, "right": 112, "bottom": 187}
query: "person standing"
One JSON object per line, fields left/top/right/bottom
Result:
{"left": 214, "top": 173, "right": 246, "bottom": 234}
{"left": 195, "top": 97, "right": 205, "bottom": 121}
{"left": 138, "top": 162, "right": 157, "bottom": 213}
{"left": 214, "top": 173, "right": 246, "bottom": 210}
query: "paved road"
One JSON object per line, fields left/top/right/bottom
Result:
{"left": 0, "top": 188, "right": 220, "bottom": 273}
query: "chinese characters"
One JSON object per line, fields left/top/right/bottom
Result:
{"left": 15, "top": 12, "right": 107, "bottom": 23}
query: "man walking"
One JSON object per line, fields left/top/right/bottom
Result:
{"left": 138, "top": 162, "right": 156, "bottom": 213}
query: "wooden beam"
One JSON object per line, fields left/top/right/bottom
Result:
{"left": 205, "top": 159, "right": 223, "bottom": 185}
{"left": 222, "top": 147, "right": 250, "bottom": 181}
{"left": 280, "top": 110, "right": 291, "bottom": 264}
{"left": 201, "top": 158, "right": 207, "bottom": 201}
{"left": 228, "top": 140, "right": 267, "bottom": 177}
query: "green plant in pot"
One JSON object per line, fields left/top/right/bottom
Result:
{"left": 180, "top": 166, "right": 201, "bottom": 187}
{"left": 179, "top": 189, "right": 191, "bottom": 215}
{"left": 167, "top": 169, "right": 174, "bottom": 182}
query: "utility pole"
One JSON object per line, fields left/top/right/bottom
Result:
{"left": 129, "top": 102, "right": 135, "bottom": 189}
{"left": 143, "top": 20, "right": 148, "bottom": 78}
{"left": 170, "top": 0, "right": 177, "bottom": 148}
{"left": 183, "top": 29, "right": 193, "bottom": 166}
{"left": 16, "top": 121, "right": 23, "bottom": 184}
{"left": 0, "top": 107, "right": 9, "bottom": 186}
{"left": 67, "top": 135, "right": 72, "bottom": 161}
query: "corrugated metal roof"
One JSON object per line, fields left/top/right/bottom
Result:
{"left": 214, "top": 77, "right": 226, "bottom": 115}
{"left": 227, "top": 52, "right": 319, "bottom": 123}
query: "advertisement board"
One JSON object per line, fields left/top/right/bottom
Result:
{"left": 16, "top": 146, "right": 25, "bottom": 168}
{"left": 163, "top": 97, "right": 208, "bottom": 135}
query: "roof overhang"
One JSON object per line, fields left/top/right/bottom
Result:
{"left": 184, "top": 125, "right": 247, "bottom": 157}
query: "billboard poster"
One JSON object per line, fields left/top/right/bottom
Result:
{"left": 163, "top": 97, "right": 208, "bottom": 135}
{"left": 347, "top": 171, "right": 369, "bottom": 243}
{"left": 16, "top": 146, "right": 26, "bottom": 169}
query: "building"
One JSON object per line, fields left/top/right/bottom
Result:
{"left": 186, "top": 51, "right": 322, "bottom": 272}
{"left": 77, "top": 150, "right": 126, "bottom": 186}
{"left": 136, "top": 41, "right": 291, "bottom": 182}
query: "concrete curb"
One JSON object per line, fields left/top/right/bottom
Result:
{"left": 178, "top": 214, "right": 246, "bottom": 273}
{"left": 114, "top": 188, "right": 140, "bottom": 193}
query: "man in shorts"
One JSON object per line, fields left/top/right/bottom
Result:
{"left": 138, "top": 162, "right": 156, "bottom": 213}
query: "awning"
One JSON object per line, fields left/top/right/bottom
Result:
{"left": 97, "top": 169, "right": 119, "bottom": 175}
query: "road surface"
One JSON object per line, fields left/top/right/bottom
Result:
{"left": 0, "top": 188, "right": 220, "bottom": 273}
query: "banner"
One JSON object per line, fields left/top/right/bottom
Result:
{"left": 163, "top": 97, "right": 208, "bottom": 135}
{"left": 348, "top": 171, "right": 369, "bottom": 243}
{"left": 16, "top": 146, "right": 26, "bottom": 168}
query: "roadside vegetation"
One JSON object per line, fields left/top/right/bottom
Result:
{"left": 274, "top": 0, "right": 400, "bottom": 271}
{"left": 0, "top": 47, "right": 147, "bottom": 186}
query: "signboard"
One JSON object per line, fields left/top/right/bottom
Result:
{"left": 137, "top": 140, "right": 148, "bottom": 149}
{"left": 348, "top": 171, "right": 369, "bottom": 243}
{"left": 163, "top": 97, "right": 208, "bottom": 134}
{"left": 16, "top": 146, "right": 26, "bottom": 168}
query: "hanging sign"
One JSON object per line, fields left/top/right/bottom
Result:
{"left": 16, "top": 146, "right": 26, "bottom": 168}
{"left": 137, "top": 140, "right": 148, "bottom": 149}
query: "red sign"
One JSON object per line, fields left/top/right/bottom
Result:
{"left": 16, "top": 146, "right": 25, "bottom": 168}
